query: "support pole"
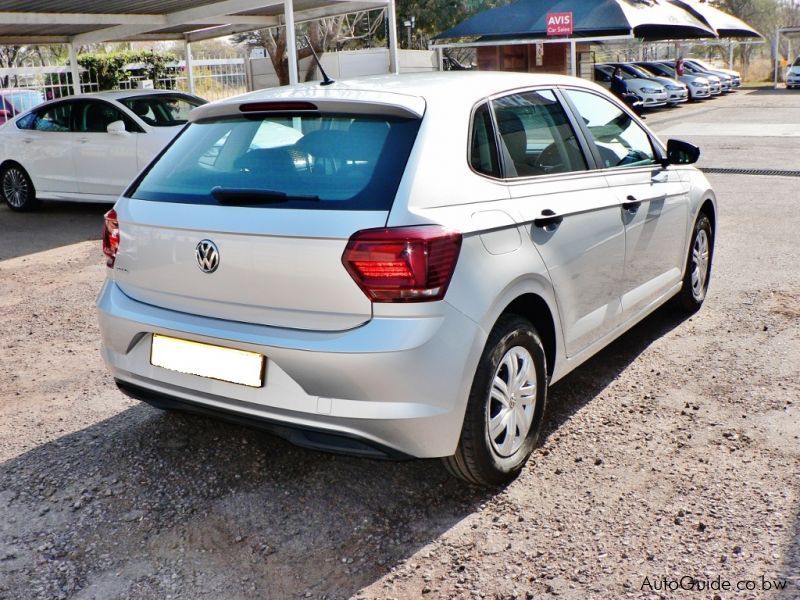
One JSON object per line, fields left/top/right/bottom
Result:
{"left": 728, "top": 40, "right": 734, "bottom": 70}
{"left": 569, "top": 40, "right": 577, "bottom": 77}
{"left": 284, "top": 0, "right": 299, "bottom": 85}
{"left": 387, "top": 0, "right": 399, "bottom": 74}
{"left": 774, "top": 27, "right": 780, "bottom": 89}
{"left": 68, "top": 43, "right": 81, "bottom": 96}
{"left": 185, "top": 39, "right": 196, "bottom": 95}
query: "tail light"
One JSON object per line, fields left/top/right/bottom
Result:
{"left": 103, "top": 209, "right": 119, "bottom": 268}
{"left": 342, "top": 226, "right": 462, "bottom": 303}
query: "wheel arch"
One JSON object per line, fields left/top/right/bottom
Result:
{"left": 497, "top": 292, "right": 558, "bottom": 380}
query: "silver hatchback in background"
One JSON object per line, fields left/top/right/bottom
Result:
{"left": 98, "top": 72, "right": 716, "bottom": 486}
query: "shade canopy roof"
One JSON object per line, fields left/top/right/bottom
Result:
{"left": 435, "top": 0, "right": 732, "bottom": 43}
{"left": 668, "top": 0, "right": 762, "bottom": 38}
{"left": 0, "top": 0, "right": 389, "bottom": 45}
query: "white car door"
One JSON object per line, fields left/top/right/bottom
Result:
{"left": 72, "top": 99, "right": 140, "bottom": 198}
{"left": 491, "top": 89, "right": 626, "bottom": 357}
{"left": 563, "top": 89, "right": 690, "bottom": 317}
{"left": 14, "top": 101, "right": 78, "bottom": 195}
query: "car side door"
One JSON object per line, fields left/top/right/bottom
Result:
{"left": 562, "top": 88, "right": 690, "bottom": 317}
{"left": 71, "top": 99, "right": 141, "bottom": 198}
{"left": 14, "top": 101, "right": 78, "bottom": 195}
{"left": 491, "top": 88, "right": 626, "bottom": 358}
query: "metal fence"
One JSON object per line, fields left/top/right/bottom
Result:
{"left": 0, "top": 64, "right": 99, "bottom": 100}
{"left": 0, "top": 56, "right": 247, "bottom": 102}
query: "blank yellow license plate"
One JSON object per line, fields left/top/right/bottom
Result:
{"left": 150, "top": 334, "right": 265, "bottom": 388}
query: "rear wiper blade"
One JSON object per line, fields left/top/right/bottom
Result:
{"left": 210, "top": 186, "right": 320, "bottom": 204}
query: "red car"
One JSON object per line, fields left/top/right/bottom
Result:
{"left": 0, "top": 89, "right": 44, "bottom": 125}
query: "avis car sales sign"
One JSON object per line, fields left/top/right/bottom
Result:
{"left": 546, "top": 12, "right": 573, "bottom": 36}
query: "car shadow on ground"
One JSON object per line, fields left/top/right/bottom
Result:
{"left": 0, "top": 201, "right": 108, "bottom": 261}
{"left": 545, "top": 305, "right": 692, "bottom": 438}
{"left": 0, "top": 306, "right": 693, "bottom": 597}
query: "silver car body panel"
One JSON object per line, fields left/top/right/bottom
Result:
{"left": 98, "top": 72, "right": 717, "bottom": 458}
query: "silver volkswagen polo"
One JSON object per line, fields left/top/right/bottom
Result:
{"left": 97, "top": 72, "right": 715, "bottom": 485}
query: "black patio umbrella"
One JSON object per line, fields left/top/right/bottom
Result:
{"left": 668, "top": 0, "right": 762, "bottom": 38}
{"left": 435, "top": 0, "right": 717, "bottom": 42}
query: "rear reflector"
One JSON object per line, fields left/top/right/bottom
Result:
{"left": 239, "top": 101, "right": 318, "bottom": 113}
{"left": 103, "top": 208, "right": 119, "bottom": 268}
{"left": 342, "top": 226, "right": 462, "bottom": 303}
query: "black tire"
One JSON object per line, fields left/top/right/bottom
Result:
{"left": 675, "top": 213, "right": 714, "bottom": 312}
{"left": 0, "top": 163, "right": 39, "bottom": 211}
{"left": 443, "top": 315, "right": 547, "bottom": 486}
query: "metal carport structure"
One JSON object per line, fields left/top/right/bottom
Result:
{"left": 0, "top": 0, "right": 400, "bottom": 94}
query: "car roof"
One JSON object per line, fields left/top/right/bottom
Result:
{"left": 190, "top": 71, "right": 606, "bottom": 122}
{"left": 81, "top": 89, "right": 201, "bottom": 101}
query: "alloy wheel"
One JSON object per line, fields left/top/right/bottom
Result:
{"left": 3, "top": 168, "right": 28, "bottom": 208}
{"left": 691, "top": 229, "right": 710, "bottom": 301}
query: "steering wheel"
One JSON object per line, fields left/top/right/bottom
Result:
{"left": 535, "top": 143, "right": 565, "bottom": 173}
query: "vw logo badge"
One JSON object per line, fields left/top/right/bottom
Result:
{"left": 195, "top": 239, "right": 220, "bottom": 274}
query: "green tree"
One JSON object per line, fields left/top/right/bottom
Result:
{"left": 395, "top": 0, "right": 508, "bottom": 49}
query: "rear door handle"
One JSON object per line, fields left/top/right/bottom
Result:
{"left": 622, "top": 195, "right": 642, "bottom": 211}
{"left": 534, "top": 209, "right": 563, "bottom": 228}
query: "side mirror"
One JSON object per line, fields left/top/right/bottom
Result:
{"left": 106, "top": 120, "right": 127, "bottom": 136}
{"left": 666, "top": 138, "right": 700, "bottom": 165}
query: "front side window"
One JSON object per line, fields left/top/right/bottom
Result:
{"left": 492, "top": 89, "right": 587, "bottom": 178}
{"left": 31, "top": 103, "right": 72, "bottom": 132}
{"left": 129, "top": 112, "right": 420, "bottom": 211}
{"left": 564, "top": 89, "right": 656, "bottom": 169}
{"left": 119, "top": 94, "right": 205, "bottom": 127}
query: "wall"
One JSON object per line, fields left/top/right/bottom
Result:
{"left": 248, "top": 49, "right": 438, "bottom": 90}
{"left": 476, "top": 42, "right": 592, "bottom": 77}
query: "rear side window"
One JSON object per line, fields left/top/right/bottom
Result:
{"left": 29, "top": 103, "right": 72, "bottom": 132}
{"left": 470, "top": 103, "right": 500, "bottom": 177}
{"left": 129, "top": 113, "right": 421, "bottom": 210}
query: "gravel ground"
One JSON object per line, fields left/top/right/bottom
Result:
{"left": 0, "top": 90, "right": 798, "bottom": 600}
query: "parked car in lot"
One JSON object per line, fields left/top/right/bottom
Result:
{"left": 674, "top": 59, "right": 731, "bottom": 93}
{"left": 594, "top": 64, "right": 668, "bottom": 109}
{"left": 0, "top": 89, "right": 44, "bottom": 125}
{"left": 685, "top": 58, "right": 741, "bottom": 88}
{"left": 606, "top": 62, "right": 688, "bottom": 105}
{"left": 97, "top": 72, "right": 716, "bottom": 486}
{"left": 636, "top": 61, "right": 711, "bottom": 101}
{"left": 0, "top": 89, "right": 206, "bottom": 211}
{"left": 786, "top": 56, "right": 800, "bottom": 89}
{"left": 655, "top": 60, "right": 723, "bottom": 95}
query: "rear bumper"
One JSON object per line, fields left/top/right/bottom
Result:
{"left": 97, "top": 280, "right": 486, "bottom": 459}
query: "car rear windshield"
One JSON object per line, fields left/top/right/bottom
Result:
{"left": 128, "top": 112, "right": 421, "bottom": 210}
{"left": 119, "top": 94, "right": 205, "bottom": 126}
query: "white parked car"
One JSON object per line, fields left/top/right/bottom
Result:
{"left": 787, "top": 56, "right": 800, "bottom": 89}
{"left": 97, "top": 72, "right": 716, "bottom": 485}
{"left": 0, "top": 89, "right": 206, "bottom": 210}
{"left": 636, "top": 62, "right": 711, "bottom": 101}
{"left": 687, "top": 58, "right": 741, "bottom": 88}
{"left": 610, "top": 62, "right": 688, "bottom": 105}
{"left": 594, "top": 64, "right": 669, "bottom": 108}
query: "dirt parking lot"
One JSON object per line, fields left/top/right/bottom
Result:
{"left": 1, "top": 90, "right": 799, "bottom": 600}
